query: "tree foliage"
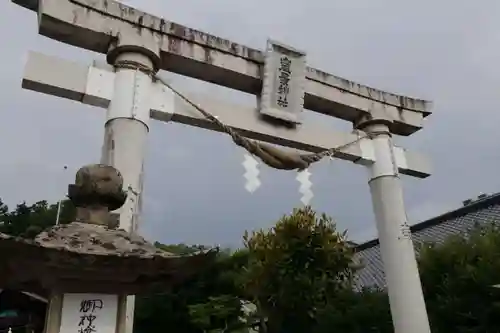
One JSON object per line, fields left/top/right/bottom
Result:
{"left": 418, "top": 223, "right": 500, "bottom": 333}
{"left": 0, "top": 198, "right": 75, "bottom": 238}
{"left": 135, "top": 244, "right": 248, "bottom": 333}
{"left": 4, "top": 195, "right": 500, "bottom": 333}
{"left": 242, "top": 206, "right": 356, "bottom": 333}
{"left": 314, "top": 288, "right": 392, "bottom": 333}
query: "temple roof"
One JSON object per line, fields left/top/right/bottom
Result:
{"left": 354, "top": 192, "right": 500, "bottom": 290}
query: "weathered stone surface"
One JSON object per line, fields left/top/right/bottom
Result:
{"left": 31, "top": 222, "right": 175, "bottom": 257}
{"left": 69, "top": 164, "right": 127, "bottom": 226}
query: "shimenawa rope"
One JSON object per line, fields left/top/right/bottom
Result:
{"left": 114, "top": 60, "right": 371, "bottom": 171}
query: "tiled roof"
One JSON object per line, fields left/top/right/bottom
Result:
{"left": 353, "top": 193, "right": 500, "bottom": 289}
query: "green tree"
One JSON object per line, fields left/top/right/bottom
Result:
{"left": 418, "top": 223, "right": 500, "bottom": 333}
{"left": 134, "top": 244, "right": 248, "bottom": 333}
{"left": 0, "top": 198, "right": 75, "bottom": 237}
{"left": 242, "top": 206, "right": 356, "bottom": 333}
{"left": 314, "top": 287, "right": 392, "bottom": 333}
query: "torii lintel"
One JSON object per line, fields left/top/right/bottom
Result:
{"left": 13, "top": 0, "right": 431, "bottom": 136}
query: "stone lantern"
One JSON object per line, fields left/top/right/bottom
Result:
{"left": 0, "top": 164, "right": 217, "bottom": 333}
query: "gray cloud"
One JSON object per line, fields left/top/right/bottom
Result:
{"left": 1, "top": 0, "right": 500, "bottom": 248}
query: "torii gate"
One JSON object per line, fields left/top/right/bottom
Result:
{"left": 12, "top": 1, "right": 433, "bottom": 332}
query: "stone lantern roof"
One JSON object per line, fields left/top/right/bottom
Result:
{"left": 0, "top": 164, "right": 217, "bottom": 295}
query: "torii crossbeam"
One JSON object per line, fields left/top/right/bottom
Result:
{"left": 12, "top": 1, "right": 433, "bottom": 333}
{"left": 22, "top": 51, "right": 431, "bottom": 178}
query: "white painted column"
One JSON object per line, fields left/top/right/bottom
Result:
{"left": 362, "top": 122, "right": 431, "bottom": 333}
{"left": 101, "top": 52, "right": 152, "bottom": 234}
{"left": 101, "top": 52, "right": 154, "bottom": 333}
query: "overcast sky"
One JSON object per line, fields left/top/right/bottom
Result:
{"left": 1, "top": 0, "right": 499, "bottom": 247}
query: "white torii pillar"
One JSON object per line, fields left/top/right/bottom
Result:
{"left": 100, "top": 33, "right": 162, "bottom": 333}
{"left": 357, "top": 112, "right": 431, "bottom": 333}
